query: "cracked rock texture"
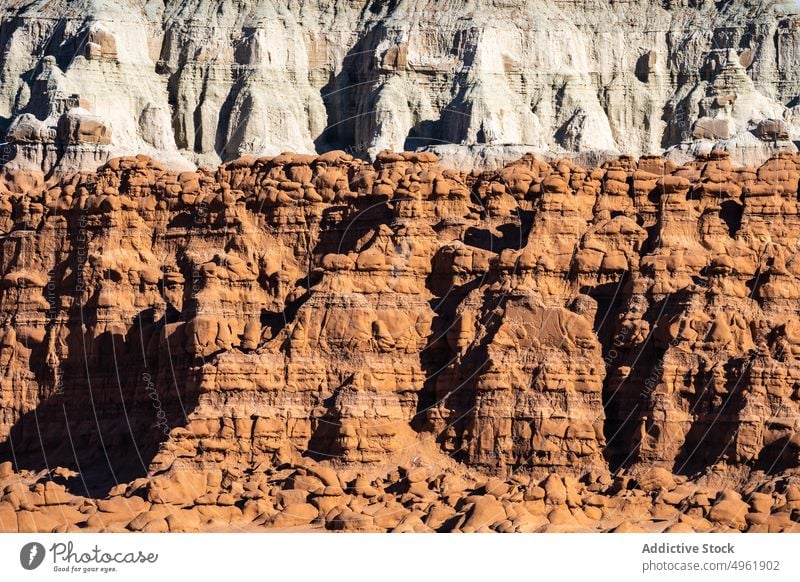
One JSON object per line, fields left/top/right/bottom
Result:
{"left": 1, "top": 149, "right": 800, "bottom": 532}
{"left": 3, "top": 0, "right": 800, "bottom": 173}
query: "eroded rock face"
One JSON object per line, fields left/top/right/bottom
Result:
{"left": 1, "top": 150, "right": 800, "bottom": 532}
{"left": 2, "top": 0, "right": 800, "bottom": 173}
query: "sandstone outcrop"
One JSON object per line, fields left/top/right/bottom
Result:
{"left": 1, "top": 149, "right": 800, "bottom": 532}
{"left": 2, "top": 1, "right": 800, "bottom": 174}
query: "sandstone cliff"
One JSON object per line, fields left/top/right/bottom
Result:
{"left": 2, "top": 0, "right": 800, "bottom": 173}
{"left": 1, "top": 149, "right": 800, "bottom": 532}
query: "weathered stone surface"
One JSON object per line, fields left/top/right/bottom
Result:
{"left": 0, "top": 150, "right": 800, "bottom": 532}
{"left": 2, "top": 1, "right": 800, "bottom": 174}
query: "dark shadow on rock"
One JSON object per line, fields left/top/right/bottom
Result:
{"left": 599, "top": 290, "right": 695, "bottom": 472}
{"left": 403, "top": 119, "right": 446, "bottom": 151}
{"left": 305, "top": 393, "right": 341, "bottom": 462}
{"left": 720, "top": 200, "right": 743, "bottom": 237}
{"left": 755, "top": 437, "right": 800, "bottom": 474}
{"left": 260, "top": 286, "right": 312, "bottom": 339}
{"left": 0, "top": 308, "right": 202, "bottom": 497}
{"left": 312, "top": 201, "right": 393, "bottom": 258}
{"left": 672, "top": 357, "right": 748, "bottom": 475}
{"left": 313, "top": 24, "right": 388, "bottom": 154}
{"left": 463, "top": 217, "right": 532, "bottom": 254}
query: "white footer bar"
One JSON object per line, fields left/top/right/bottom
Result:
{"left": 1, "top": 533, "right": 799, "bottom": 581}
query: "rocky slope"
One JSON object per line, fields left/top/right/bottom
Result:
{"left": 1, "top": 148, "right": 800, "bottom": 532}
{"left": 2, "top": 0, "right": 800, "bottom": 174}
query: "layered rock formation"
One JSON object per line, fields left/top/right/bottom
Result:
{"left": 2, "top": 0, "right": 800, "bottom": 174}
{"left": 2, "top": 149, "right": 800, "bottom": 532}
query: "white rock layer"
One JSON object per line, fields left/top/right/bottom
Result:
{"left": 1, "top": 0, "right": 799, "bottom": 171}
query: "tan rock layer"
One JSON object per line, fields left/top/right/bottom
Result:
{"left": 1, "top": 149, "right": 800, "bottom": 532}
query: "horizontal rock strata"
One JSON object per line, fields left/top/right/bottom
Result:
{"left": 2, "top": 0, "right": 800, "bottom": 173}
{"left": 1, "top": 149, "right": 800, "bottom": 532}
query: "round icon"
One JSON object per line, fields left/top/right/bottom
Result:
{"left": 20, "top": 542, "right": 46, "bottom": 570}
